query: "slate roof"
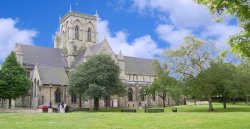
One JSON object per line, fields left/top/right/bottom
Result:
{"left": 73, "top": 43, "right": 102, "bottom": 67}
{"left": 38, "top": 65, "right": 68, "bottom": 85}
{"left": 89, "top": 43, "right": 102, "bottom": 54}
{"left": 124, "top": 56, "right": 156, "bottom": 75}
{"left": 21, "top": 45, "right": 68, "bottom": 67}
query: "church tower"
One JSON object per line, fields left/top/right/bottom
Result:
{"left": 54, "top": 10, "right": 98, "bottom": 67}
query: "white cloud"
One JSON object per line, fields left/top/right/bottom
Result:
{"left": 156, "top": 24, "right": 191, "bottom": 49}
{"left": 97, "top": 15, "right": 162, "bottom": 58}
{"left": 132, "top": 0, "right": 240, "bottom": 50}
{"left": 201, "top": 23, "right": 240, "bottom": 49}
{"left": 0, "top": 18, "right": 37, "bottom": 62}
{"left": 133, "top": 0, "right": 212, "bottom": 28}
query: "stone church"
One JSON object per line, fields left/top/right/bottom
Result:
{"left": 10, "top": 11, "right": 169, "bottom": 109}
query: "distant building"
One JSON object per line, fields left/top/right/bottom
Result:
{"left": 11, "top": 11, "right": 176, "bottom": 109}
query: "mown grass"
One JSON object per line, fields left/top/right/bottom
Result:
{"left": 1, "top": 103, "right": 250, "bottom": 129}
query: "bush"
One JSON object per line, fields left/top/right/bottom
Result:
{"left": 147, "top": 108, "right": 164, "bottom": 113}
{"left": 121, "top": 109, "right": 136, "bottom": 113}
{"left": 73, "top": 108, "right": 90, "bottom": 111}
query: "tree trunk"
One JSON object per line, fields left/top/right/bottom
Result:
{"left": 1, "top": 99, "right": 3, "bottom": 108}
{"left": 232, "top": 97, "right": 235, "bottom": 105}
{"left": 105, "top": 96, "right": 110, "bottom": 110}
{"left": 162, "top": 97, "right": 166, "bottom": 108}
{"left": 194, "top": 99, "right": 197, "bottom": 105}
{"left": 167, "top": 96, "right": 170, "bottom": 105}
{"left": 207, "top": 96, "right": 214, "bottom": 111}
{"left": 8, "top": 98, "right": 11, "bottom": 109}
{"left": 94, "top": 97, "right": 99, "bottom": 111}
{"left": 223, "top": 96, "right": 227, "bottom": 109}
{"left": 79, "top": 97, "right": 82, "bottom": 108}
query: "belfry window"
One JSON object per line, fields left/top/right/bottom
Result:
{"left": 55, "top": 87, "right": 61, "bottom": 103}
{"left": 75, "top": 25, "right": 79, "bottom": 40}
{"left": 128, "top": 87, "right": 133, "bottom": 101}
{"left": 87, "top": 28, "right": 91, "bottom": 42}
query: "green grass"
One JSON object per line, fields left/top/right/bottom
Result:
{"left": 1, "top": 103, "right": 250, "bottom": 129}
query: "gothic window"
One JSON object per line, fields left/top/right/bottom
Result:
{"left": 128, "top": 87, "right": 133, "bottom": 101}
{"left": 71, "top": 94, "right": 77, "bottom": 104}
{"left": 87, "top": 28, "right": 91, "bottom": 42}
{"left": 152, "top": 92, "right": 156, "bottom": 101}
{"left": 140, "top": 90, "right": 145, "bottom": 101}
{"left": 55, "top": 87, "right": 61, "bottom": 103}
{"left": 75, "top": 25, "right": 79, "bottom": 40}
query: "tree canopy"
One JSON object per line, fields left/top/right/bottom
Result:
{"left": 0, "top": 52, "right": 31, "bottom": 108}
{"left": 68, "top": 54, "right": 125, "bottom": 110}
{"left": 143, "top": 60, "right": 181, "bottom": 107}
{"left": 195, "top": 0, "right": 250, "bottom": 57}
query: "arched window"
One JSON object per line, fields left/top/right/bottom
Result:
{"left": 128, "top": 87, "right": 133, "bottom": 101}
{"left": 71, "top": 94, "right": 77, "bottom": 104}
{"left": 55, "top": 87, "right": 61, "bottom": 103}
{"left": 75, "top": 25, "right": 79, "bottom": 40}
{"left": 87, "top": 28, "right": 91, "bottom": 42}
{"left": 140, "top": 90, "right": 145, "bottom": 101}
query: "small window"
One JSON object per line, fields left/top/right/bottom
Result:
{"left": 71, "top": 94, "right": 77, "bottom": 104}
{"left": 75, "top": 25, "right": 79, "bottom": 40}
{"left": 87, "top": 28, "right": 91, "bottom": 42}
{"left": 128, "top": 87, "right": 133, "bottom": 101}
{"left": 140, "top": 93, "right": 145, "bottom": 101}
{"left": 55, "top": 88, "right": 61, "bottom": 103}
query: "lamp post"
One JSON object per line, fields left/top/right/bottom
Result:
{"left": 49, "top": 83, "right": 52, "bottom": 108}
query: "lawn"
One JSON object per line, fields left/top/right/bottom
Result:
{"left": 1, "top": 103, "right": 250, "bottom": 129}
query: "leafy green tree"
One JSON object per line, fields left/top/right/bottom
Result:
{"left": 144, "top": 61, "right": 179, "bottom": 107}
{"left": 195, "top": 0, "right": 250, "bottom": 57}
{"left": 0, "top": 52, "right": 31, "bottom": 108}
{"left": 166, "top": 35, "right": 216, "bottom": 111}
{"left": 68, "top": 54, "right": 125, "bottom": 110}
{"left": 234, "top": 61, "right": 250, "bottom": 104}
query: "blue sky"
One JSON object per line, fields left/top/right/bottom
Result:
{"left": 0, "top": 0, "right": 240, "bottom": 63}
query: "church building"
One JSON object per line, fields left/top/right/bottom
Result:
{"left": 12, "top": 11, "right": 167, "bottom": 109}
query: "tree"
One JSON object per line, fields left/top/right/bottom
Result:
{"left": 196, "top": 61, "right": 237, "bottom": 109}
{"left": 195, "top": 0, "right": 250, "bottom": 57}
{"left": 144, "top": 61, "right": 180, "bottom": 108}
{"left": 0, "top": 52, "right": 31, "bottom": 108}
{"left": 166, "top": 35, "right": 216, "bottom": 111}
{"left": 234, "top": 60, "right": 250, "bottom": 104}
{"left": 68, "top": 54, "right": 125, "bottom": 110}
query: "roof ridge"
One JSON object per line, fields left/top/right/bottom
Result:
{"left": 20, "top": 44, "right": 63, "bottom": 50}
{"left": 124, "top": 56, "right": 155, "bottom": 61}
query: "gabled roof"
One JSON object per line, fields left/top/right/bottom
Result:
{"left": 85, "top": 43, "right": 102, "bottom": 56}
{"left": 73, "top": 43, "right": 103, "bottom": 67}
{"left": 20, "top": 44, "right": 68, "bottom": 67}
{"left": 124, "top": 56, "right": 156, "bottom": 75}
{"left": 38, "top": 65, "right": 68, "bottom": 85}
